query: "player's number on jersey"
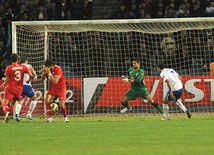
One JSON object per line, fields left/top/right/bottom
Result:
{"left": 14, "top": 71, "right": 21, "bottom": 81}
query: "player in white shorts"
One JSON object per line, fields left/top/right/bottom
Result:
{"left": 156, "top": 62, "right": 191, "bottom": 120}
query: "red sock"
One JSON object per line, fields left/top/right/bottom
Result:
{"left": 62, "top": 107, "right": 67, "bottom": 118}
{"left": 2, "top": 103, "right": 9, "bottom": 114}
{"left": 46, "top": 103, "right": 52, "bottom": 118}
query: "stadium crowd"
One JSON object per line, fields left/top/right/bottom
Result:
{"left": 0, "top": 0, "right": 214, "bottom": 77}
{"left": 110, "top": 0, "right": 214, "bottom": 19}
{"left": 0, "top": 0, "right": 93, "bottom": 70}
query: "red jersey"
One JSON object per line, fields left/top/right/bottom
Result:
{"left": 49, "top": 65, "right": 67, "bottom": 91}
{"left": 5, "top": 63, "right": 29, "bottom": 91}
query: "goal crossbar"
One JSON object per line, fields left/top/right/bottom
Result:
{"left": 12, "top": 17, "right": 214, "bottom": 33}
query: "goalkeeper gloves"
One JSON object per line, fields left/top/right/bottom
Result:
{"left": 121, "top": 76, "right": 130, "bottom": 83}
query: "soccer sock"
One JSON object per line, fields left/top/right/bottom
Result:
{"left": 62, "top": 107, "right": 67, "bottom": 118}
{"left": 28, "top": 100, "right": 37, "bottom": 115}
{"left": 46, "top": 103, "right": 52, "bottom": 118}
{"left": 152, "top": 102, "right": 164, "bottom": 114}
{"left": 2, "top": 103, "right": 9, "bottom": 114}
{"left": 175, "top": 100, "right": 187, "bottom": 112}
{"left": 121, "top": 101, "right": 131, "bottom": 109}
{"left": 15, "top": 104, "right": 22, "bottom": 115}
{"left": 163, "top": 104, "right": 169, "bottom": 117}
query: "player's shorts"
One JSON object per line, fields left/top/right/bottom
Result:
{"left": 22, "top": 85, "right": 35, "bottom": 99}
{"left": 125, "top": 87, "right": 149, "bottom": 100}
{"left": 47, "top": 88, "right": 67, "bottom": 101}
{"left": 165, "top": 88, "right": 183, "bottom": 102}
{"left": 4, "top": 85, "right": 22, "bottom": 101}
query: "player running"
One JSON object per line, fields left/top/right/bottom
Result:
{"left": 156, "top": 62, "right": 191, "bottom": 120}
{"left": 1, "top": 54, "right": 32, "bottom": 123}
{"left": 17, "top": 57, "right": 38, "bottom": 120}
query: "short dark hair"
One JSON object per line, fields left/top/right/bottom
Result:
{"left": 10, "top": 53, "right": 19, "bottom": 63}
{"left": 156, "top": 62, "right": 165, "bottom": 70}
{"left": 44, "top": 59, "right": 55, "bottom": 67}
{"left": 132, "top": 58, "right": 141, "bottom": 63}
{"left": 20, "top": 56, "right": 28, "bottom": 63}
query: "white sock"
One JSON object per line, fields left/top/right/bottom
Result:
{"left": 176, "top": 99, "right": 187, "bottom": 112}
{"left": 163, "top": 104, "right": 169, "bottom": 117}
{"left": 16, "top": 104, "right": 22, "bottom": 115}
{"left": 28, "top": 100, "right": 37, "bottom": 115}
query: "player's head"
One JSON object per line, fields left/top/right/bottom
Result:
{"left": 156, "top": 62, "right": 165, "bottom": 72}
{"left": 10, "top": 53, "right": 20, "bottom": 63}
{"left": 132, "top": 58, "right": 141, "bottom": 70}
{"left": 44, "top": 59, "right": 55, "bottom": 68}
{"left": 20, "top": 56, "right": 28, "bottom": 64}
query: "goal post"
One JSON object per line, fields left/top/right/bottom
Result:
{"left": 12, "top": 18, "right": 214, "bottom": 116}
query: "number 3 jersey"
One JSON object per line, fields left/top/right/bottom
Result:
{"left": 5, "top": 63, "right": 29, "bottom": 91}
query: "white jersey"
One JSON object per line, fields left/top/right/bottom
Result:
{"left": 22, "top": 63, "right": 32, "bottom": 86}
{"left": 160, "top": 68, "right": 183, "bottom": 91}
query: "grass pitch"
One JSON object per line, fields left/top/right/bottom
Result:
{"left": 0, "top": 114, "right": 214, "bottom": 155}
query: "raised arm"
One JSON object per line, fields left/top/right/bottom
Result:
{"left": 44, "top": 66, "right": 59, "bottom": 84}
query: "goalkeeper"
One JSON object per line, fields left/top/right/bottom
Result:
{"left": 120, "top": 58, "right": 166, "bottom": 118}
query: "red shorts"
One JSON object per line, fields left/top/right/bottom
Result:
{"left": 47, "top": 88, "right": 66, "bottom": 101}
{"left": 4, "top": 85, "right": 22, "bottom": 101}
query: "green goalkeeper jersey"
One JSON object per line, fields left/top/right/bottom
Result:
{"left": 129, "top": 67, "right": 146, "bottom": 90}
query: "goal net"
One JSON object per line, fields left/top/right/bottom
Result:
{"left": 12, "top": 18, "right": 214, "bottom": 117}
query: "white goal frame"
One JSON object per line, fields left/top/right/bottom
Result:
{"left": 12, "top": 18, "right": 214, "bottom": 116}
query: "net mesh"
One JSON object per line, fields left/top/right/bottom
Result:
{"left": 13, "top": 18, "right": 214, "bottom": 116}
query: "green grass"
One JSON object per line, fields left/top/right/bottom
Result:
{"left": 0, "top": 115, "right": 214, "bottom": 155}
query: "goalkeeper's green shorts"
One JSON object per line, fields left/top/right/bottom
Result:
{"left": 125, "top": 87, "right": 149, "bottom": 100}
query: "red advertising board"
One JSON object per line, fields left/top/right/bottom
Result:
{"left": 0, "top": 78, "right": 83, "bottom": 116}
{"left": 95, "top": 76, "right": 214, "bottom": 107}
{"left": 0, "top": 75, "right": 213, "bottom": 115}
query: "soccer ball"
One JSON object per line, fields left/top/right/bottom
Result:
{"left": 50, "top": 103, "right": 58, "bottom": 113}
